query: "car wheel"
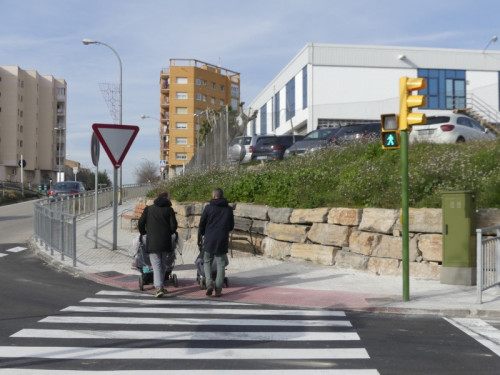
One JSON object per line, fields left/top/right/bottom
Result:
{"left": 456, "top": 137, "right": 465, "bottom": 143}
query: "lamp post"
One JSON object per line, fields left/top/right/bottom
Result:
{"left": 141, "top": 114, "right": 165, "bottom": 180}
{"left": 83, "top": 38, "right": 122, "bottom": 250}
{"left": 53, "top": 127, "right": 64, "bottom": 182}
{"left": 482, "top": 35, "right": 498, "bottom": 53}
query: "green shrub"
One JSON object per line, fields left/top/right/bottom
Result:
{"left": 156, "top": 138, "right": 500, "bottom": 209}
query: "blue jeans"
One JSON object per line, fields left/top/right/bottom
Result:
{"left": 203, "top": 252, "right": 226, "bottom": 291}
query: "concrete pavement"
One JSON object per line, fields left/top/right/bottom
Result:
{"left": 30, "top": 199, "right": 500, "bottom": 318}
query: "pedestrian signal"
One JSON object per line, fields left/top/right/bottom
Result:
{"left": 380, "top": 114, "right": 400, "bottom": 150}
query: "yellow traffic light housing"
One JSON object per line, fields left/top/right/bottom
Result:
{"left": 381, "top": 113, "right": 400, "bottom": 150}
{"left": 399, "top": 77, "right": 427, "bottom": 131}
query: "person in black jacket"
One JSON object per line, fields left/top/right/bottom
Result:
{"left": 138, "top": 192, "right": 178, "bottom": 298}
{"left": 198, "top": 188, "right": 234, "bottom": 297}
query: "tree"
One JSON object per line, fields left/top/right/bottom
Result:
{"left": 86, "top": 170, "right": 112, "bottom": 189}
{"left": 134, "top": 159, "right": 159, "bottom": 184}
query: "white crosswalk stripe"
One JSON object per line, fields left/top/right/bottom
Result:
{"left": 2, "top": 290, "right": 380, "bottom": 374}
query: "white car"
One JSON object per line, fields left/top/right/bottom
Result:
{"left": 409, "top": 113, "right": 496, "bottom": 144}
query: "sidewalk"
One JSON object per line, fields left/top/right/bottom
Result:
{"left": 31, "top": 200, "right": 500, "bottom": 318}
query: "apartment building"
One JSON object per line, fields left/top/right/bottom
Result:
{"left": 159, "top": 59, "right": 240, "bottom": 177}
{"left": 0, "top": 65, "right": 66, "bottom": 186}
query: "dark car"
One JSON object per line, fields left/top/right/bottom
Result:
{"left": 48, "top": 181, "right": 86, "bottom": 200}
{"left": 283, "top": 127, "right": 341, "bottom": 158}
{"left": 329, "top": 122, "right": 381, "bottom": 144}
{"left": 251, "top": 134, "right": 304, "bottom": 161}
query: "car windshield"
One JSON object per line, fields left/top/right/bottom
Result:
{"left": 425, "top": 116, "right": 451, "bottom": 125}
{"left": 54, "top": 182, "right": 81, "bottom": 189}
{"left": 303, "top": 128, "right": 339, "bottom": 140}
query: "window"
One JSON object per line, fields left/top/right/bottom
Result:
{"left": 176, "top": 122, "right": 188, "bottom": 129}
{"left": 57, "top": 88, "right": 65, "bottom": 96}
{"left": 220, "top": 99, "right": 224, "bottom": 106}
{"left": 211, "top": 82, "right": 216, "bottom": 89}
{"left": 175, "top": 107, "right": 188, "bottom": 114}
{"left": 176, "top": 137, "right": 188, "bottom": 145}
{"left": 195, "top": 93, "right": 202, "bottom": 101}
{"left": 274, "top": 92, "right": 280, "bottom": 129}
{"left": 211, "top": 97, "right": 215, "bottom": 104}
{"left": 220, "top": 84, "right": 225, "bottom": 92}
{"left": 260, "top": 103, "right": 267, "bottom": 134}
{"left": 418, "top": 69, "right": 465, "bottom": 110}
{"left": 231, "top": 83, "right": 239, "bottom": 98}
{"left": 176, "top": 92, "right": 188, "bottom": 99}
{"left": 202, "top": 95, "right": 207, "bottom": 102}
{"left": 302, "top": 66, "right": 307, "bottom": 109}
{"left": 286, "top": 77, "right": 295, "bottom": 120}
{"left": 176, "top": 77, "right": 188, "bottom": 84}
{"left": 196, "top": 78, "right": 201, "bottom": 86}
{"left": 231, "top": 98, "right": 238, "bottom": 109}
{"left": 176, "top": 153, "right": 187, "bottom": 160}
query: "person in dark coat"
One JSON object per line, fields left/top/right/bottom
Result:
{"left": 138, "top": 192, "right": 178, "bottom": 298}
{"left": 198, "top": 188, "right": 234, "bottom": 297}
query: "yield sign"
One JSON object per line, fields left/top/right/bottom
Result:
{"left": 92, "top": 124, "right": 140, "bottom": 168}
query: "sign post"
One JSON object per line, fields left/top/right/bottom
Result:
{"left": 92, "top": 124, "right": 139, "bottom": 250}
{"left": 91, "top": 133, "right": 100, "bottom": 248}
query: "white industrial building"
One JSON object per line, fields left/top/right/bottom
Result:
{"left": 245, "top": 43, "right": 500, "bottom": 136}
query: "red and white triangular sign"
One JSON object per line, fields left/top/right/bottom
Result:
{"left": 92, "top": 124, "right": 140, "bottom": 168}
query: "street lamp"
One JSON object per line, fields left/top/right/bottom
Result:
{"left": 53, "top": 127, "right": 64, "bottom": 182}
{"left": 482, "top": 35, "right": 498, "bottom": 53}
{"left": 141, "top": 114, "right": 165, "bottom": 180}
{"left": 83, "top": 38, "right": 122, "bottom": 250}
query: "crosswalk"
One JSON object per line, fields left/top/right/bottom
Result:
{"left": 1, "top": 290, "right": 380, "bottom": 374}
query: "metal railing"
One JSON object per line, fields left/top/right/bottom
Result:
{"left": 476, "top": 225, "right": 500, "bottom": 304}
{"left": 33, "top": 184, "right": 152, "bottom": 266}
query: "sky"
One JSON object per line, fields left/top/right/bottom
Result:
{"left": 1, "top": 0, "right": 499, "bottom": 184}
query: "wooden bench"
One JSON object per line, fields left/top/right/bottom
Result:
{"left": 229, "top": 216, "right": 256, "bottom": 257}
{"left": 121, "top": 204, "right": 146, "bottom": 231}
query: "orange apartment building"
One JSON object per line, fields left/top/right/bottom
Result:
{"left": 159, "top": 59, "right": 240, "bottom": 177}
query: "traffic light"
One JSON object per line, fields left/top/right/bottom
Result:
{"left": 381, "top": 113, "right": 400, "bottom": 150}
{"left": 399, "top": 77, "right": 427, "bottom": 131}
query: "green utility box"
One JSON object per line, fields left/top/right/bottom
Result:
{"left": 440, "top": 191, "right": 476, "bottom": 286}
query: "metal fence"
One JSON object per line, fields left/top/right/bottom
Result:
{"left": 476, "top": 225, "right": 500, "bottom": 303}
{"left": 33, "top": 184, "right": 152, "bottom": 266}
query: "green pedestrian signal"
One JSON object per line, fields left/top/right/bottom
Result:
{"left": 380, "top": 114, "right": 401, "bottom": 150}
{"left": 382, "top": 131, "right": 399, "bottom": 149}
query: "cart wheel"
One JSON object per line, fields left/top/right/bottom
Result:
{"left": 172, "top": 274, "right": 178, "bottom": 287}
{"left": 139, "top": 276, "right": 144, "bottom": 291}
{"left": 224, "top": 277, "right": 229, "bottom": 288}
{"left": 200, "top": 277, "right": 206, "bottom": 290}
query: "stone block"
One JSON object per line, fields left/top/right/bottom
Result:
{"left": 267, "top": 222, "right": 309, "bottom": 243}
{"left": 176, "top": 214, "right": 194, "bottom": 228}
{"left": 307, "top": 223, "right": 351, "bottom": 247}
{"left": 328, "top": 207, "right": 362, "bottom": 226}
{"left": 477, "top": 209, "right": 500, "bottom": 234}
{"left": 334, "top": 250, "right": 369, "bottom": 270}
{"left": 359, "top": 208, "right": 398, "bottom": 234}
{"left": 262, "top": 237, "right": 292, "bottom": 259}
{"left": 367, "top": 257, "right": 400, "bottom": 276}
{"left": 252, "top": 219, "right": 268, "bottom": 235}
{"left": 290, "top": 208, "right": 330, "bottom": 224}
{"left": 418, "top": 233, "right": 442, "bottom": 262}
{"left": 372, "top": 234, "right": 402, "bottom": 260}
{"left": 410, "top": 261, "right": 440, "bottom": 279}
{"left": 348, "top": 230, "right": 381, "bottom": 256}
{"left": 291, "top": 243, "right": 338, "bottom": 265}
{"left": 234, "top": 203, "right": 268, "bottom": 220}
{"left": 394, "top": 208, "right": 442, "bottom": 234}
{"left": 268, "top": 207, "right": 294, "bottom": 223}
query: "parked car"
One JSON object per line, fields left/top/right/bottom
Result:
{"left": 283, "top": 128, "right": 341, "bottom": 158}
{"left": 329, "top": 122, "right": 381, "bottom": 144}
{"left": 228, "top": 134, "right": 277, "bottom": 163}
{"left": 251, "top": 134, "right": 305, "bottom": 161}
{"left": 409, "top": 113, "right": 496, "bottom": 144}
{"left": 48, "top": 181, "right": 86, "bottom": 200}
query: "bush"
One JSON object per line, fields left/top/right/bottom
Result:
{"left": 153, "top": 138, "right": 500, "bottom": 209}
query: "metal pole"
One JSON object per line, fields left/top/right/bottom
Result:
{"left": 401, "top": 129, "right": 410, "bottom": 301}
{"left": 112, "top": 167, "right": 118, "bottom": 250}
{"left": 94, "top": 163, "right": 99, "bottom": 248}
{"left": 20, "top": 154, "right": 24, "bottom": 198}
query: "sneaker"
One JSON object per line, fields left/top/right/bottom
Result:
{"left": 155, "top": 288, "right": 165, "bottom": 298}
{"left": 215, "top": 289, "right": 222, "bottom": 297}
{"left": 206, "top": 282, "right": 214, "bottom": 296}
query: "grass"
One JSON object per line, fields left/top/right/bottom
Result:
{"left": 150, "top": 138, "right": 500, "bottom": 209}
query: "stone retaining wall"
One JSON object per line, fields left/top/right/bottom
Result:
{"left": 140, "top": 198, "right": 500, "bottom": 280}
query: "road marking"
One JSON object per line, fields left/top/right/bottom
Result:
{"left": 81, "top": 297, "right": 255, "bottom": 306}
{"left": 12, "top": 328, "right": 360, "bottom": 341}
{"left": 6, "top": 246, "right": 27, "bottom": 253}
{"left": 62, "top": 305, "right": 346, "bottom": 317}
{"left": 0, "top": 369, "right": 381, "bottom": 374}
{"left": 40, "top": 315, "right": 352, "bottom": 327}
{"left": 445, "top": 317, "right": 500, "bottom": 356}
{"left": 0, "top": 253, "right": 8, "bottom": 258}
{"left": 0, "top": 346, "right": 369, "bottom": 359}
